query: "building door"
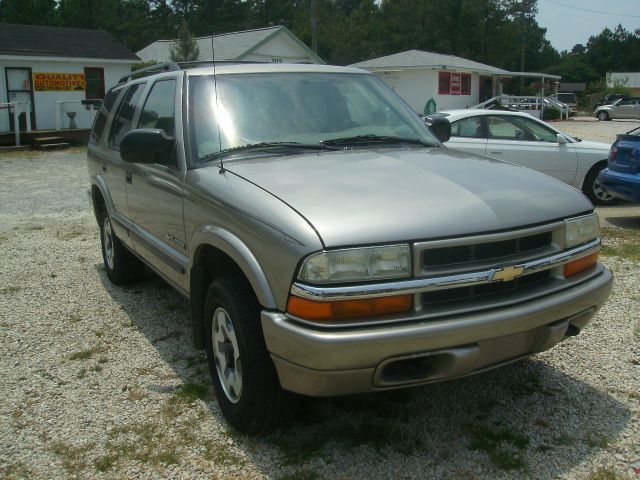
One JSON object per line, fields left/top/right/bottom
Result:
{"left": 5, "top": 67, "right": 36, "bottom": 131}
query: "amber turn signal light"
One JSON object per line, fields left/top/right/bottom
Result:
{"left": 564, "top": 252, "right": 599, "bottom": 277}
{"left": 287, "top": 294, "right": 412, "bottom": 321}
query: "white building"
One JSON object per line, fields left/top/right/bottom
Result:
{"left": 0, "top": 23, "right": 139, "bottom": 133}
{"left": 137, "top": 26, "right": 324, "bottom": 65}
{"left": 350, "top": 50, "right": 510, "bottom": 114}
{"left": 607, "top": 72, "right": 640, "bottom": 95}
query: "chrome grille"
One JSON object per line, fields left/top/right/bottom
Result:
{"left": 422, "top": 231, "right": 552, "bottom": 270}
{"left": 421, "top": 270, "right": 550, "bottom": 306}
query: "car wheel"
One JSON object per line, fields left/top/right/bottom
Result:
{"left": 597, "top": 111, "right": 610, "bottom": 121}
{"left": 583, "top": 166, "right": 617, "bottom": 206}
{"left": 204, "top": 275, "right": 297, "bottom": 433}
{"left": 99, "top": 212, "right": 145, "bottom": 285}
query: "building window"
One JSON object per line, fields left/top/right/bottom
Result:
{"left": 84, "top": 67, "right": 105, "bottom": 99}
{"left": 438, "top": 71, "right": 472, "bottom": 95}
{"left": 461, "top": 74, "right": 471, "bottom": 95}
{"left": 438, "top": 72, "right": 450, "bottom": 95}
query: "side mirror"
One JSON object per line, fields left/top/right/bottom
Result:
{"left": 556, "top": 133, "right": 567, "bottom": 144}
{"left": 120, "top": 129, "right": 175, "bottom": 164}
{"left": 426, "top": 117, "right": 451, "bottom": 143}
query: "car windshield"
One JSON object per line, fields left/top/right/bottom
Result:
{"left": 556, "top": 93, "right": 576, "bottom": 104}
{"left": 188, "top": 72, "right": 438, "bottom": 161}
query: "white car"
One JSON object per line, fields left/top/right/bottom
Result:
{"left": 428, "top": 109, "right": 615, "bottom": 205}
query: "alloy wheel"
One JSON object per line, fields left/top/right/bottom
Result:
{"left": 212, "top": 307, "right": 242, "bottom": 403}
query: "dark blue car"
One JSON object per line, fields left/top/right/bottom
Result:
{"left": 599, "top": 127, "right": 640, "bottom": 203}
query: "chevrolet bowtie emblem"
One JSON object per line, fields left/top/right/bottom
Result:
{"left": 491, "top": 265, "right": 525, "bottom": 282}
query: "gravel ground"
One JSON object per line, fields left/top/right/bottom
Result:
{"left": 1, "top": 148, "right": 638, "bottom": 480}
{"left": 553, "top": 117, "right": 640, "bottom": 144}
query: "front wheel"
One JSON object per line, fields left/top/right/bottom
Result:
{"left": 204, "top": 275, "right": 297, "bottom": 433}
{"left": 597, "top": 111, "right": 610, "bottom": 121}
{"left": 583, "top": 166, "right": 617, "bottom": 206}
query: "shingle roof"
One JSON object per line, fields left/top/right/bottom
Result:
{"left": 136, "top": 26, "right": 324, "bottom": 64}
{"left": 0, "top": 23, "right": 139, "bottom": 61}
{"left": 349, "top": 49, "right": 509, "bottom": 75}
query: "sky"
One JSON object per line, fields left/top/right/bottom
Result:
{"left": 536, "top": 0, "right": 640, "bottom": 53}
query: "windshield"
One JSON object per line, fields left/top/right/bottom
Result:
{"left": 188, "top": 72, "right": 437, "bottom": 161}
{"left": 556, "top": 93, "right": 576, "bottom": 104}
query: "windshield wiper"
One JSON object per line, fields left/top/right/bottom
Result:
{"left": 200, "top": 141, "right": 338, "bottom": 162}
{"left": 320, "top": 134, "right": 434, "bottom": 147}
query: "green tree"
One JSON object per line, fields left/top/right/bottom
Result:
{"left": 0, "top": 0, "right": 57, "bottom": 25}
{"left": 169, "top": 18, "right": 200, "bottom": 61}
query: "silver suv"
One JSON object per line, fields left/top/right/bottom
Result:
{"left": 88, "top": 62, "right": 612, "bottom": 433}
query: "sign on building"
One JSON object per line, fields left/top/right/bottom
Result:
{"left": 33, "top": 72, "right": 86, "bottom": 92}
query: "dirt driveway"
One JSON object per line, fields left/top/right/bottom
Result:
{"left": 1, "top": 148, "right": 638, "bottom": 480}
{"left": 554, "top": 117, "right": 640, "bottom": 144}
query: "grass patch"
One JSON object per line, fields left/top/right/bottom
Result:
{"left": 94, "top": 455, "right": 116, "bottom": 472}
{"left": 465, "top": 422, "right": 529, "bottom": 471}
{"left": 203, "top": 439, "right": 246, "bottom": 466}
{"left": 553, "top": 433, "right": 576, "bottom": 446}
{"left": 49, "top": 441, "right": 95, "bottom": 474}
{"left": 67, "top": 314, "right": 82, "bottom": 323}
{"left": 77, "top": 368, "right": 87, "bottom": 379}
{"left": 270, "top": 393, "right": 421, "bottom": 466}
{"left": 276, "top": 469, "right": 321, "bottom": 480}
{"left": 600, "top": 226, "right": 640, "bottom": 261}
{"left": 56, "top": 229, "right": 83, "bottom": 240}
{"left": 175, "top": 382, "right": 209, "bottom": 401}
{"left": 69, "top": 345, "right": 108, "bottom": 361}
{"left": 586, "top": 434, "right": 610, "bottom": 448}
{"left": 588, "top": 467, "right": 627, "bottom": 480}
{"left": 26, "top": 225, "right": 44, "bottom": 231}
{"left": 78, "top": 255, "right": 87, "bottom": 263}
{"left": 0, "top": 286, "right": 21, "bottom": 294}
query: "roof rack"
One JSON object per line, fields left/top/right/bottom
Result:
{"left": 118, "top": 61, "right": 180, "bottom": 84}
{"left": 176, "top": 60, "right": 268, "bottom": 68}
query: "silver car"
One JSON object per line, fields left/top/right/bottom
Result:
{"left": 595, "top": 97, "right": 640, "bottom": 121}
{"left": 88, "top": 63, "right": 612, "bottom": 433}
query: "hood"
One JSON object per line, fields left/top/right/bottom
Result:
{"left": 574, "top": 139, "right": 611, "bottom": 151}
{"left": 224, "top": 147, "right": 593, "bottom": 248}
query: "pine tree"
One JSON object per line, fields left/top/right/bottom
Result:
{"left": 169, "top": 19, "right": 200, "bottom": 62}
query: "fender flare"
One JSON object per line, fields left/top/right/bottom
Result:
{"left": 190, "top": 225, "right": 278, "bottom": 309}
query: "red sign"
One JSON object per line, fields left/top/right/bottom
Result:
{"left": 450, "top": 73, "right": 461, "bottom": 95}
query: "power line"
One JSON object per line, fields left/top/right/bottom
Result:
{"left": 540, "top": 0, "right": 640, "bottom": 18}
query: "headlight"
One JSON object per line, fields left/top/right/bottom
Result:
{"left": 298, "top": 245, "right": 410, "bottom": 284}
{"left": 565, "top": 213, "right": 600, "bottom": 249}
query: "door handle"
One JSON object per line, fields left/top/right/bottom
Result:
{"left": 125, "top": 171, "right": 132, "bottom": 184}
{"left": 489, "top": 151, "right": 503, "bottom": 155}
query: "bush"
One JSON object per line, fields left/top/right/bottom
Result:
{"left": 543, "top": 107, "right": 561, "bottom": 121}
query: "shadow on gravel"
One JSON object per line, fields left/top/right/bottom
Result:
{"left": 606, "top": 216, "right": 640, "bottom": 230}
{"left": 98, "top": 266, "right": 632, "bottom": 480}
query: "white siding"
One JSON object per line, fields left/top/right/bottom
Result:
{"left": 373, "top": 68, "right": 480, "bottom": 114}
{"left": 0, "top": 58, "right": 132, "bottom": 132}
{"left": 242, "top": 32, "right": 320, "bottom": 64}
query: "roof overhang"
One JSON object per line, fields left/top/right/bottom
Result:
{"left": 496, "top": 71, "right": 561, "bottom": 80}
{"left": 361, "top": 65, "right": 508, "bottom": 75}
{"left": 0, "top": 54, "right": 139, "bottom": 64}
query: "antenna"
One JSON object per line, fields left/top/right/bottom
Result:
{"left": 211, "top": 33, "right": 224, "bottom": 173}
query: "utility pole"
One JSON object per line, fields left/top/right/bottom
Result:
{"left": 520, "top": 0, "right": 525, "bottom": 95}
{"left": 311, "top": 0, "right": 318, "bottom": 53}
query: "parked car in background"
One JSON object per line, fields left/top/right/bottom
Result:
{"left": 554, "top": 93, "right": 578, "bottom": 117}
{"left": 426, "top": 109, "right": 616, "bottom": 205}
{"left": 595, "top": 93, "right": 627, "bottom": 108}
{"left": 599, "top": 127, "right": 640, "bottom": 202}
{"left": 595, "top": 97, "right": 640, "bottom": 121}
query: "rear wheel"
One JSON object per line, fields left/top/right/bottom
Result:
{"left": 583, "top": 165, "right": 617, "bottom": 206}
{"left": 204, "top": 275, "right": 297, "bottom": 433}
{"left": 99, "top": 212, "right": 145, "bottom": 285}
{"left": 597, "top": 111, "right": 610, "bottom": 121}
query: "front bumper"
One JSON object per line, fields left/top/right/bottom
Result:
{"left": 599, "top": 168, "right": 640, "bottom": 203}
{"left": 261, "top": 268, "right": 612, "bottom": 396}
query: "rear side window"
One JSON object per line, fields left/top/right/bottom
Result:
{"left": 90, "top": 88, "right": 120, "bottom": 144}
{"left": 138, "top": 79, "right": 176, "bottom": 136}
{"left": 108, "top": 83, "right": 145, "bottom": 147}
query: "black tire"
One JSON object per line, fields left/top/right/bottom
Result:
{"left": 204, "top": 274, "right": 297, "bottom": 433}
{"left": 583, "top": 165, "right": 617, "bottom": 206}
{"left": 98, "top": 212, "right": 145, "bottom": 285}
{"left": 596, "top": 111, "right": 610, "bottom": 121}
